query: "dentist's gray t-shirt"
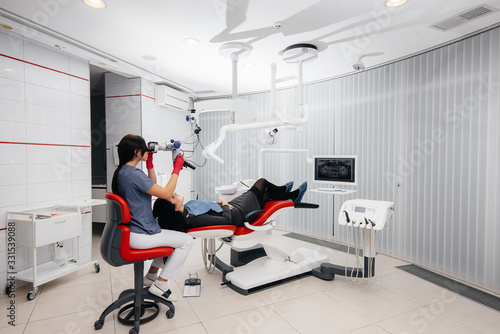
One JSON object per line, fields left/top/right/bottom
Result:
{"left": 117, "top": 165, "right": 160, "bottom": 234}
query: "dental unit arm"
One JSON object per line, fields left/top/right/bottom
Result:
{"left": 202, "top": 110, "right": 309, "bottom": 164}
{"left": 147, "top": 140, "right": 196, "bottom": 170}
{"left": 199, "top": 51, "right": 312, "bottom": 165}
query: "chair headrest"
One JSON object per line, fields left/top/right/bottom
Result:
{"left": 105, "top": 192, "right": 131, "bottom": 223}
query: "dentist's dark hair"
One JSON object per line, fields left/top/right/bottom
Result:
{"left": 111, "top": 134, "right": 148, "bottom": 194}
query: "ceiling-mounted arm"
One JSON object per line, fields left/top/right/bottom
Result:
{"left": 232, "top": 53, "right": 238, "bottom": 100}
{"left": 201, "top": 43, "right": 318, "bottom": 164}
{"left": 219, "top": 42, "right": 253, "bottom": 101}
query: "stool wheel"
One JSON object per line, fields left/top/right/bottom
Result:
{"left": 129, "top": 328, "right": 138, "bottom": 334}
{"left": 166, "top": 309, "right": 175, "bottom": 319}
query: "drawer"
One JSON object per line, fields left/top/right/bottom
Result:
{"left": 35, "top": 213, "right": 82, "bottom": 247}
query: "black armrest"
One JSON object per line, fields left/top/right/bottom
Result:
{"left": 244, "top": 210, "right": 265, "bottom": 223}
{"left": 294, "top": 202, "right": 319, "bottom": 209}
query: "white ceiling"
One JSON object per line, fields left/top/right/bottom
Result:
{"left": 1, "top": 0, "right": 500, "bottom": 97}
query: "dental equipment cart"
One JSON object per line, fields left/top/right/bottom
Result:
{"left": 6, "top": 202, "right": 101, "bottom": 300}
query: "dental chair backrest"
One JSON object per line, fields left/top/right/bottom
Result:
{"left": 101, "top": 193, "right": 131, "bottom": 267}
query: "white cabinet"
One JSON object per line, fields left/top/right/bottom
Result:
{"left": 7, "top": 204, "right": 100, "bottom": 300}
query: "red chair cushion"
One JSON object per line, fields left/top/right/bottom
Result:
{"left": 234, "top": 200, "right": 295, "bottom": 236}
{"left": 118, "top": 225, "right": 174, "bottom": 262}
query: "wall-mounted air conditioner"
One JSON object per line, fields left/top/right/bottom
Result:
{"left": 154, "top": 85, "right": 190, "bottom": 110}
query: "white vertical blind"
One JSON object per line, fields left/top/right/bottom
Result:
{"left": 195, "top": 27, "right": 500, "bottom": 294}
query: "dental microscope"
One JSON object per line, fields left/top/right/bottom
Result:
{"left": 147, "top": 140, "right": 196, "bottom": 170}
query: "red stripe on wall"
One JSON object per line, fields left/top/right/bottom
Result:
{"left": 0, "top": 53, "right": 89, "bottom": 81}
{"left": 0, "top": 141, "right": 90, "bottom": 148}
{"left": 0, "top": 228, "right": 6, "bottom": 232}
{"left": 142, "top": 94, "right": 155, "bottom": 100}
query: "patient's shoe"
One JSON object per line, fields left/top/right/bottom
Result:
{"left": 149, "top": 280, "right": 178, "bottom": 302}
{"left": 284, "top": 181, "right": 294, "bottom": 192}
{"left": 294, "top": 182, "right": 308, "bottom": 202}
{"left": 143, "top": 274, "right": 156, "bottom": 287}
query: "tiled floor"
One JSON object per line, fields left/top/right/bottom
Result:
{"left": 2, "top": 227, "right": 500, "bottom": 334}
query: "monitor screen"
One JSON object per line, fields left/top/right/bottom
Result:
{"left": 313, "top": 155, "right": 357, "bottom": 186}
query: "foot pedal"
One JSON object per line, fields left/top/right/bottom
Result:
{"left": 183, "top": 273, "right": 201, "bottom": 297}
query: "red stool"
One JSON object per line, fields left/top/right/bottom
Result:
{"left": 94, "top": 193, "right": 175, "bottom": 334}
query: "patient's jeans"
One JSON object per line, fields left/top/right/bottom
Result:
{"left": 129, "top": 230, "right": 194, "bottom": 280}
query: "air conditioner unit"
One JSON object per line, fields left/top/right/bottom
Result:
{"left": 195, "top": 99, "right": 257, "bottom": 124}
{"left": 154, "top": 85, "right": 190, "bottom": 110}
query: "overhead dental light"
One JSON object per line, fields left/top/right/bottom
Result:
{"left": 282, "top": 44, "right": 318, "bottom": 63}
{"left": 280, "top": 43, "right": 319, "bottom": 118}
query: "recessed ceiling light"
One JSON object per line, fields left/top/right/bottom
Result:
{"left": 384, "top": 0, "right": 409, "bottom": 7}
{"left": 183, "top": 38, "right": 199, "bottom": 46}
{"left": 142, "top": 55, "right": 157, "bottom": 61}
{"left": 0, "top": 24, "right": 13, "bottom": 30}
{"left": 83, "top": 0, "right": 106, "bottom": 9}
{"left": 242, "top": 63, "right": 255, "bottom": 68}
{"left": 98, "top": 62, "right": 107, "bottom": 66}
{"left": 5, "top": 68, "right": 15, "bottom": 72}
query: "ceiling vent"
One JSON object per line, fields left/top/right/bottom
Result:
{"left": 430, "top": 5, "right": 498, "bottom": 31}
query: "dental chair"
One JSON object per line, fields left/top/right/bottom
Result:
{"left": 186, "top": 200, "right": 329, "bottom": 295}
{"left": 94, "top": 193, "right": 175, "bottom": 334}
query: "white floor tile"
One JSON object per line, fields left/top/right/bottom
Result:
{"left": 5, "top": 231, "right": 499, "bottom": 333}
{"left": 29, "top": 280, "right": 112, "bottom": 322}
{"left": 24, "top": 307, "right": 114, "bottom": 334}
{"left": 274, "top": 292, "right": 373, "bottom": 334}
{"left": 433, "top": 295, "right": 500, "bottom": 334}
{"left": 377, "top": 306, "right": 480, "bottom": 334}
{"left": 203, "top": 307, "right": 300, "bottom": 334}
{"left": 157, "top": 323, "right": 208, "bottom": 334}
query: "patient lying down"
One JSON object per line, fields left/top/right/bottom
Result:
{"left": 153, "top": 178, "right": 307, "bottom": 232}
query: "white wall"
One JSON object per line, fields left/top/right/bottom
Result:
{"left": 140, "top": 79, "right": 193, "bottom": 199}
{"left": 0, "top": 29, "right": 91, "bottom": 293}
{"left": 104, "top": 75, "right": 193, "bottom": 196}
{"left": 194, "top": 27, "right": 500, "bottom": 294}
{"left": 104, "top": 72, "right": 142, "bottom": 190}
{"left": 0, "top": 34, "right": 193, "bottom": 294}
